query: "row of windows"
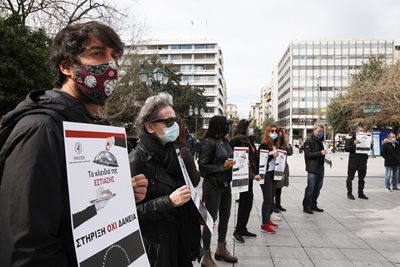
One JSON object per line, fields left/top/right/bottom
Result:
{"left": 171, "top": 44, "right": 216, "bottom": 50}
{"left": 166, "top": 54, "right": 216, "bottom": 60}
{"left": 292, "top": 42, "right": 392, "bottom": 50}
{"left": 181, "top": 75, "right": 215, "bottom": 82}
{"left": 292, "top": 54, "right": 392, "bottom": 60}
{"left": 292, "top": 65, "right": 362, "bottom": 70}
{"left": 180, "top": 64, "right": 215, "bottom": 71}
{"left": 292, "top": 86, "right": 347, "bottom": 92}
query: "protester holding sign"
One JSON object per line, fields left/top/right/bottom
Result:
{"left": 345, "top": 126, "right": 370, "bottom": 200}
{"left": 198, "top": 115, "right": 238, "bottom": 266}
{"left": 258, "top": 124, "right": 281, "bottom": 234}
{"left": 302, "top": 124, "right": 326, "bottom": 214}
{"left": 0, "top": 21, "right": 149, "bottom": 266}
{"left": 230, "top": 119, "right": 260, "bottom": 243}
{"left": 129, "top": 92, "right": 202, "bottom": 267}
{"left": 274, "top": 127, "right": 293, "bottom": 213}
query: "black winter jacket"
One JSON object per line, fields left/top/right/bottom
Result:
{"left": 345, "top": 136, "right": 368, "bottom": 170}
{"left": 381, "top": 142, "right": 400, "bottom": 167}
{"left": 304, "top": 135, "right": 325, "bottom": 173}
{"left": 129, "top": 136, "right": 201, "bottom": 267}
{"left": 0, "top": 89, "right": 96, "bottom": 267}
{"left": 198, "top": 137, "right": 233, "bottom": 188}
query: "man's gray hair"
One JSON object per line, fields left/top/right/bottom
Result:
{"left": 313, "top": 124, "right": 324, "bottom": 130}
{"left": 135, "top": 92, "right": 174, "bottom": 135}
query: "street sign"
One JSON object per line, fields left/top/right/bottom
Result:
{"left": 362, "top": 105, "right": 382, "bottom": 115}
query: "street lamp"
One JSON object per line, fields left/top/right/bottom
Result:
{"left": 138, "top": 67, "right": 170, "bottom": 90}
{"left": 189, "top": 105, "right": 205, "bottom": 133}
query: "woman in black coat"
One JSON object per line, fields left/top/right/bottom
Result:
{"left": 198, "top": 115, "right": 238, "bottom": 266}
{"left": 230, "top": 119, "right": 260, "bottom": 243}
{"left": 129, "top": 92, "right": 201, "bottom": 267}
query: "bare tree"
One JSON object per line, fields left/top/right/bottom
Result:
{"left": 0, "top": 0, "right": 128, "bottom": 34}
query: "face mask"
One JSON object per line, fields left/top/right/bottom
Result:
{"left": 74, "top": 60, "right": 118, "bottom": 105}
{"left": 222, "top": 123, "right": 231, "bottom": 137}
{"left": 391, "top": 138, "right": 397, "bottom": 143}
{"left": 159, "top": 122, "right": 179, "bottom": 143}
{"left": 315, "top": 131, "right": 324, "bottom": 139}
{"left": 269, "top": 133, "right": 278, "bottom": 141}
{"left": 246, "top": 128, "right": 254, "bottom": 137}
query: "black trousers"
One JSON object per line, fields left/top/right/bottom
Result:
{"left": 235, "top": 179, "right": 253, "bottom": 233}
{"left": 274, "top": 188, "right": 282, "bottom": 207}
{"left": 346, "top": 156, "right": 367, "bottom": 196}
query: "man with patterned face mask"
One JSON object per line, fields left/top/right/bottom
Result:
{"left": 0, "top": 21, "right": 148, "bottom": 266}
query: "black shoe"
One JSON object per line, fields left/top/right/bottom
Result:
{"left": 347, "top": 193, "right": 355, "bottom": 200}
{"left": 311, "top": 206, "right": 324, "bottom": 212}
{"left": 358, "top": 194, "right": 369, "bottom": 200}
{"left": 233, "top": 231, "right": 244, "bottom": 243}
{"left": 241, "top": 229, "right": 257, "bottom": 237}
{"left": 273, "top": 207, "right": 280, "bottom": 213}
{"left": 303, "top": 207, "right": 314, "bottom": 214}
{"left": 235, "top": 198, "right": 240, "bottom": 203}
{"left": 277, "top": 205, "right": 287, "bottom": 212}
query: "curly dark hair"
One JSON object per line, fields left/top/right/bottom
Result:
{"left": 234, "top": 119, "right": 250, "bottom": 136}
{"left": 50, "top": 21, "right": 124, "bottom": 88}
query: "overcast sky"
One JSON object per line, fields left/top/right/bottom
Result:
{"left": 120, "top": 0, "right": 399, "bottom": 118}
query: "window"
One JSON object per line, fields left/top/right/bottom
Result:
{"left": 206, "top": 44, "right": 216, "bottom": 49}
{"left": 195, "top": 44, "right": 205, "bottom": 49}
{"left": 181, "top": 44, "right": 192, "bottom": 49}
{"left": 171, "top": 45, "right": 181, "bottom": 49}
{"left": 159, "top": 55, "right": 168, "bottom": 60}
{"left": 171, "top": 55, "right": 181, "bottom": 60}
{"left": 182, "top": 54, "right": 192, "bottom": 60}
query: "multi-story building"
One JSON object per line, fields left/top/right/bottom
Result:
{"left": 226, "top": 103, "right": 238, "bottom": 120}
{"left": 132, "top": 39, "right": 227, "bottom": 128}
{"left": 249, "top": 102, "right": 262, "bottom": 128}
{"left": 276, "top": 40, "right": 395, "bottom": 143}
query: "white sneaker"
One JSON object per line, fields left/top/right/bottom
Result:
{"left": 270, "top": 212, "right": 282, "bottom": 221}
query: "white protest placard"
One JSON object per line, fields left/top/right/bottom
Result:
{"left": 274, "top": 150, "right": 287, "bottom": 181}
{"left": 63, "top": 122, "right": 149, "bottom": 267}
{"left": 323, "top": 142, "right": 332, "bottom": 167}
{"left": 258, "top": 149, "right": 269, "bottom": 175}
{"left": 356, "top": 133, "right": 372, "bottom": 154}
{"left": 231, "top": 147, "right": 249, "bottom": 193}
{"left": 175, "top": 148, "right": 213, "bottom": 233}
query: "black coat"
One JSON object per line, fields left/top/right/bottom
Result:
{"left": 198, "top": 137, "right": 233, "bottom": 188}
{"left": 0, "top": 89, "right": 96, "bottom": 267}
{"left": 129, "top": 136, "right": 201, "bottom": 267}
{"left": 304, "top": 135, "right": 325, "bottom": 173}
{"left": 381, "top": 141, "right": 400, "bottom": 167}
{"left": 345, "top": 137, "right": 368, "bottom": 171}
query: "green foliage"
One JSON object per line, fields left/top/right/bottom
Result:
{"left": 0, "top": 15, "right": 52, "bottom": 116}
{"left": 351, "top": 55, "right": 385, "bottom": 87}
{"left": 326, "top": 94, "right": 352, "bottom": 133}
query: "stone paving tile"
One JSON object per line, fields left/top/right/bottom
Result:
{"left": 340, "top": 248, "right": 388, "bottom": 262}
{"left": 364, "top": 239, "right": 400, "bottom": 250}
{"left": 304, "top": 247, "right": 348, "bottom": 260}
{"left": 266, "top": 236, "right": 302, "bottom": 247}
{"left": 234, "top": 257, "right": 274, "bottom": 266}
{"left": 310, "top": 259, "right": 354, "bottom": 267}
{"left": 298, "top": 237, "right": 337, "bottom": 248}
{"left": 352, "top": 261, "right": 397, "bottom": 266}
{"left": 328, "top": 238, "right": 371, "bottom": 249}
{"left": 234, "top": 245, "right": 270, "bottom": 257}
{"left": 376, "top": 249, "right": 400, "bottom": 264}
{"left": 269, "top": 246, "right": 309, "bottom": 259}
{"left": 272, "top": 258, "right": 314, "bottom": 267}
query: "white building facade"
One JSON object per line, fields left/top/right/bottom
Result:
{"left": 277, "top": 40, "right": 395, "bottom": 143}
{"left": 135, "top": 39, "right": 227, "bottom": 128}
{"left": 226, "top": 103, "right": 238, "bottom": 120}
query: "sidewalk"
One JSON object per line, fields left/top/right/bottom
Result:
{"left": 195, "top": 153, "right": 400, "bottom": 266}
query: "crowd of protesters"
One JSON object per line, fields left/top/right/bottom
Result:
{"left": 1, "top": 20, "right": 400, "bottom": 267}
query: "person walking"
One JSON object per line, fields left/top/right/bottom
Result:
{"left": 230, "top": 119, "right": 260, "bottom": 243}
{"left": 198, "top": 115, "right": 238, "bottom": 266}
{"left": 274, "top": 127, "right": 293, "bottom": 212}
{"left": 0, "top": 21, "right": 148, "bottom": 266}
{"left": 302, "top": 124, "right": 326, "bottom": 214}
{"left": 381, "top": 132, "right": 400, "bottom": 191}
{"left": 344, "top": 126, "right": 369, "bottom": 200}
{"left": 258, "top": 124, "right": 281, "bottom": 234}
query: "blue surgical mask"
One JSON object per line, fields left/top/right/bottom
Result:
{"left": 159, "top": 122, "right": 179, "bottom": 143}
{"left": 269, "top": 133, "right": 278, "bottom": 141}
{"left": 246, "top": 128, "right": 254, "bottom": 137}
{"left": 315, "top": 131, "right": 324, "bottom": 139}
{"left": 391, "top": 138, "right": 397, "bottom": 143}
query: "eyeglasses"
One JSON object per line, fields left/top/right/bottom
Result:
{"left": 151, "top": 117, "right": 177, "bottom": 127}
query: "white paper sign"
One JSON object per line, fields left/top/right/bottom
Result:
{"left": 258, "top": 149, "right": 269, "bottom": 175}
{"left": 63, "top": 122, "right": 149, "bottom": 267}
{"left": 175, "top": 148, "right": 213, "bottom": 233}
{"left": 231, "top": 147, "right": 249, "bottom": 193}
{"left": 274, "top": 150, "right": 287, "bottom": 181}
{"left": 356, "top": 133, "right": 372, "bottom": 154}
{"left": 323, "top": 142, "right": 332, "bottom": 167}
